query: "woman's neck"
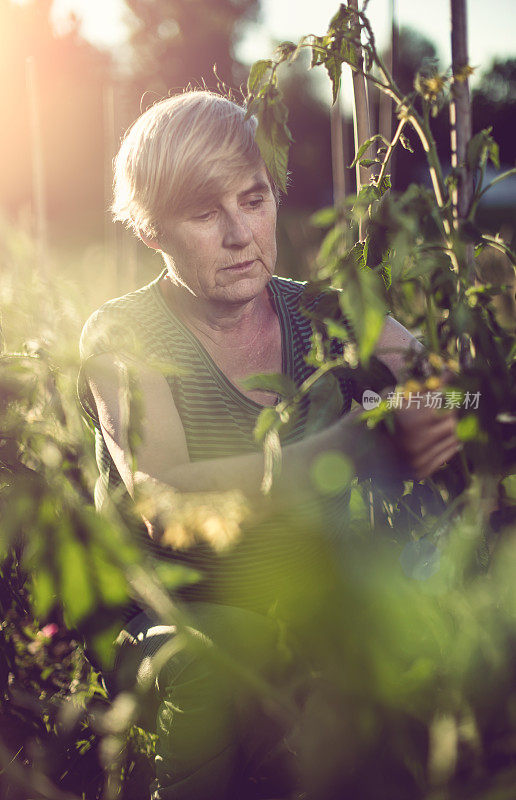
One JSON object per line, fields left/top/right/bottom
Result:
{"left": 160, "top": 274, "right": 274, "bottom": 347}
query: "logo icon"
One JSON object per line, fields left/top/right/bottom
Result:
{"left": 362, "top": 389, "right": 381, "bottom": 409}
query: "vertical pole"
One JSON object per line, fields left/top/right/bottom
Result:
{"left": 330, "top": 94, "right": 346, "bottom": 205}
{"left": 347, "top": 0, "right": 380, "bottom": 529}
{"left": 113, "top": 84, "right": 139, "bottom": 292}
{"left": 103, "top": 83, "right": 117, "bottom": 288}
{"left": 450, "top": 0, "right": 473, "bottom": 233}
{"left": 450, "top": 0, "right": 474, "bottom": 367}
{"left": 26, "top": 57, "right": 48, "bottom": 277}
{"left": 348, "top": 0, "right": 372, "bottom": 239}
{"left": 378, "top": 0, "right": 396, "bottom": 185}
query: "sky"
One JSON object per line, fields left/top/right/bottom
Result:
{"left": 49, "top": 0, "right": 516, "bottom": 84}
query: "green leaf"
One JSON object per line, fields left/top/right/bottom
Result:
{"left": 305, "top": 372, "right": 344, "bottom": 435}
{"left": 349, "top": 239, "right": 368, "bottom": 269}
{"left": 456, "top": 414, "right": 480, "bottom": 441}
{"left": 153, "top": 561, "right": 202, "bottom": 590}
{"left": 338, "top": 267, "right": 387, "bottom": 365}
{"left": 311, "top": 36, "right": 325, "bottom": 68}
{"left": 328, "top": 4, "right": 354, "bottom": 30}
{"left": 254, "top": 406, "right": 279, "bottom": 444}
{"left": 275, "top": 42, "right": 297, "bottom": 61}
{"left": 349, "top": 485, "right": 367, "bottom": 519}
{"left": 377, "top": 261, "right": 392, "bottom": 290}
{"left": 467, "top": 127, "right": 500, "bottom": 172}
{"left": 242, "top": 372, "right": 297, "bottom": 400}
{"left": 254, "top": 97, "right": 291, "bottom": 193}
{"left": 59, "top": 539, "right": 95, "bottom": 624}
{"left": 319, "top": 225, "right": 345, "bottom": 262}
{"left": 31, "top": 568, "right": 55, "bottom": 617}
{"left": 399, "top": 133, "right": 414, "bottom": 153}
{"left": 247, "top": 59, "right": 273, "bottom": 95}
{"left": 261, "top": 428, "right": 282, "bottom": 494}
{"left": 310, "top": 206, "right": 338, "bottom": 228}
{"left": 325, "top": 319, "right": 354, "bottom": 342}
{"left": 272, "top": 101, "right": 294, "bottom": 142}
{"left": 90, "top": 544, "right": 128, "bottom": 607}
{"left": 352, "top": 184, "right": 381, "bottom": 215}
{"left": 490, "top": 143, "right": 500, "bottom": 170}
{"left": 466, "top": 130, "right": 486, "bottom": 172}
{"left": 501, "top": 474, "right": 516, "bottom": 501}
{"left": 325, "top": 54, "right": 343, "bottom": 104}
{"left": 376, "top": 174, "right": 392, "bottom": 198}
{"left": 350, "top": 135, "right": 389, "bottom": 168}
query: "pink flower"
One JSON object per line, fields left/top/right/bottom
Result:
{"left": 40, "top": 623, "right": 59, "bottom": 639}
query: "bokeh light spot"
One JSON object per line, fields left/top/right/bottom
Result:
{"left": 311, "top": 451, "right": 352, "bottom": 496}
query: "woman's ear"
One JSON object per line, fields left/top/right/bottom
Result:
{"left": 137, "top": 229, "right": 162, "bottom": 251}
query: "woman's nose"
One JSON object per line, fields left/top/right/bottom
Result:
{"left": 222, "top": 211, "right": 253, "bottom": 249}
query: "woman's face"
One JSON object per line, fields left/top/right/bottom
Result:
{"left": 158, "top": 165, "right": 278, "bottom": 307}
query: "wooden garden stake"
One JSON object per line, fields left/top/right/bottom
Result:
{"left": 450, "top": 0, "right": 474, "bottom": 255}
{"left": 330, "top": 95, "right": 347, "bottom": 205}
{"left": 348, "top": 0, "right": 372, "bottom": 236}
{"left": 378, "top": 0, "right": 397, "bottom": 185}
{"left": 450, "top": 0, "right": 475, "bottom": 366}
{"left": 26, "top": 57, "right": 48, "bottom": 277}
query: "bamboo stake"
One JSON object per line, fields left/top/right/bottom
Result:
{"left": 450, "top": 0, "right": 474, "bottom": 367}
{"left": 26, "top": 57, "right": 48, "bottom": 277}
{"left": 450, "top": 0, "right": 473, "bottom": 233}
{"left": 330, "top": 94, "right": 347, "bottom": 205}
{"left": 378, "top": 0, "right": 396, "bottom": 185}
{"left": 103, "top": 83, "right": 117, "bottom": 284}
{"left": 347, "top": 0, "right": 382, "bottom": 529}
{"left": 348, "top": 0, "right": 372, "bottom": 239}
{"left": 116, "top": 85, "right": 139, "bottom": 292}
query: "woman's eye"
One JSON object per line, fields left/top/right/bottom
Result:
{"left": 247, "top": 197, "right": 263, "bottom": 209}
{"left": 193, "top": 210, "right": 215, "bottom": 222}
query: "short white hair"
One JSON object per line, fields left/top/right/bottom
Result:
{"left": 112, "top": 90, "right": 278, "bottom": 239}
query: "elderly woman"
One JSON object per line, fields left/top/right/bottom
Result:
{"left": 78, "top": 91, "right": 459, "bottom": 799}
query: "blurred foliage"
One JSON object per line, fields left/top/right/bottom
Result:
{"left": 0, "top": 237, "right": 181, "bottom": 799}
{"left": 0, "top": 0, "right": 258, "bottom": 249}
{"left": 122, "top": 0, "right": 258, "bottom": 95}
{"left": 0, "top": 3, "right": 516, "bottom": 800}
{"left": 242, "top": 6, "right": 516, "bottom": 794}
{"left": 2, "top": 0, "right": 515, "bottom": 255}
{"left": 473, "top": 58, "right": 516, "bottom": 160}
{"left": 0, "top": 0, "right": 110, "bottom": 241}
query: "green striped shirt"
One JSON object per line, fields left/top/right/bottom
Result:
{"left": 78, "top": 271, "right": 393, "bottom": 616}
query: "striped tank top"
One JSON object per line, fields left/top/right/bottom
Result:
{"left": 78, "top": 270, "right": 392, "bottom": 616}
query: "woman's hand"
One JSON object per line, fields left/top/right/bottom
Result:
{"left": 392, "top": 402, "right": 461, "bottom": 481}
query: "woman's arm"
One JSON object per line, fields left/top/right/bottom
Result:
{"left": 85, "top": 342, "right": 459, "bottom": 516}
{"left": 373, "top": 315, "right": 426, "bottom": 383}
{"left": 85, "top": 353, "right": 396, "bottom": 501}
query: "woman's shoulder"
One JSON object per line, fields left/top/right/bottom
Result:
{"left": 79, "top": 275, "right": 163, "bottom": 362}
{"left": 271, "top": 275, "right": 346, "bottom": 321}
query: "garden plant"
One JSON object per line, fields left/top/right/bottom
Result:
{"left": 0, "top": 1, "right": 515, "bottom": 798}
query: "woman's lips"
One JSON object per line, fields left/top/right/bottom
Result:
{"left": 223, "top": 259, "right": 255, "bottom": 271}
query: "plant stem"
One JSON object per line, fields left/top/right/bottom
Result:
{"left": 425, "top": 295, "right": 440, "bottom": 354}
{"left": 376, "top": 116, "right": 407, "bottom": 189}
